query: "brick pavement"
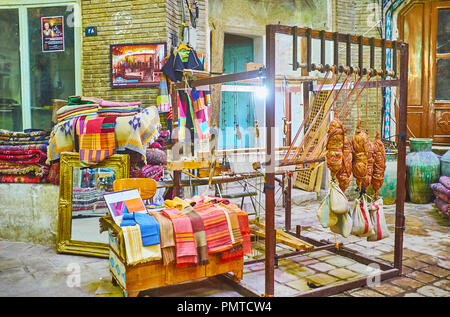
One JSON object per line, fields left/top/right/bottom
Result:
{"left": 0, "top": 197, "right": 448, "bottom": 297}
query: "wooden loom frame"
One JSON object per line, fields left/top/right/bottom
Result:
{"left": 168, "top": 24, "right": 408, "bottom": 297}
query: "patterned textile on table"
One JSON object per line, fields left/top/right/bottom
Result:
{"left": 149, "top": 211, "right": 176, "bottom": 266}
{"left": 162, "top": 207, "right": 198, "bottom": 267}
{"left": 78, "top": 116, "right": 117, "bottom": 165}
{"left": 145, "top": 148, "right": 167, "bottom": 166}
{"left": 216, "top": 203, "right": 243, "bottom": 244}
{"left": 121, "top": 225, "right": 162, "bottom": 266}
{"left": 193, "top": 202, "right": 233, "bottom": 254}
{"left": 181, "top": 205, "right": 209, "bottom": 265}
{"left": 57, "top": 105, "right": 99, "bottom": 122}
{"left": 129, "top": 165, "right": 164, "bottom": 181}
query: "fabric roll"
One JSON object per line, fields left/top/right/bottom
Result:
{"left": 181, "top": 205, "right": 209, "bottom": 265}
{"left": 162, "top": 208, "right": 198, "bottom": 266}
{"left": 149, "top": 211, "right": 176, "bottom": 266}
{"left": 193, "top": 202, "right": 233, "bottom": 254}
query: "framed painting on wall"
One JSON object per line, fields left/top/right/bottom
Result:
{"left": 110, "top": 42, "right": 167, "bottom": 88}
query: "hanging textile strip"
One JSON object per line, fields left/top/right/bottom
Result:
{"left": 79, "top": 116, "right": 117, "bottom": 165}
{"left": 161, "top": 208, "right": 198, "bottom": 267}
{"left": 148, "top": 211, "right": 176, "bottom": 266}
{"left": 121, "top": 225, "right": 162, "bottom": 266}
{"left": 157, "top": 74, "right": 171, "bottom": 112}
{"left": 181, "top": 205, "right": 209, "bottom": 265}
{"left": 193, "top": 90, "right": 211, "bottom": 140}
{"left": 281, "top": 69, "right": 332, "bottom": 166}
{"left": 193, "top": 202, "right": 233, "bottom": 254}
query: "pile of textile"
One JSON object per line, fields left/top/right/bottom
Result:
{"left": 129, "top": 130, "right": 170, "bottom": 181}
{"left": 431, "top": 176, "right": 450, "bottom": 218}
{"left": 0, "top": 129, "right": 50, "bottom": 183}
{"left": 98, "top": 100, "right": 142, "bottom": 117}
{"left": 47, "top": 105, "right": 161, "bottom": 165}
{"left": 56, "top": 96, "right": 100, "bottom": 123}
{"left": 72, "top": 187, "right": 108, "bottom": 212}
{"left": 118, "top": 196, "right": 252, "bottom": 267}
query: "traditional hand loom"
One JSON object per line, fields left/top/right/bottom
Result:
{"left": 167, "top": 24, "right": 408, "bottom": 297}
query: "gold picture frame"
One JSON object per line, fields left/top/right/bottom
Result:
{"left": 57, "top": 152, "right": 130, "bottom": 258}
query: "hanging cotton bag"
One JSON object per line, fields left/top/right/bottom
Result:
{"left": 330, "top": 207, "right": 353, "bottom": 238}
{"left": 329, "top": 181, "right": 349, "bottom": 214}
{"left": 317, "top": 193, "right": 338, "bottom": 228}
{"left": 351, "top": 196, "right": 375, "bottom": 237}
{"left": 367, "top": 198, "right": 390, "bottom": 241}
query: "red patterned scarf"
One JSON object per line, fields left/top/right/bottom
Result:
{"left": 181, "top": 206, "right": 209, "bottom": 265}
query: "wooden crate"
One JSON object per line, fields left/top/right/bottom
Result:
{"left": 102, "top": 216, "right": 244, "bottom": 297}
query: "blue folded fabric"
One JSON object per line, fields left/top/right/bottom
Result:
{"left": 120, "top": 212, "right": 137, "bottom": 227}
{"left": 133, "top": 213, "right": 161, "bottom": 246}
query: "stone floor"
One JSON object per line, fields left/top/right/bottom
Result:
{"left": 0, "top": 189, "right": 449, "bottom": 297}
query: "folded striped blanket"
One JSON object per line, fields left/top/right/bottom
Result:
{"left": 0, "top": 144, "right": 48, "bottom": 152}
{"left": 99, "top": 100, "right": 142, "bottom": 108}
{"left": 221, "top": 203, "right": 252, "bottom": 255}
{"left": 0, "top": 174, "right": 46, "bottom": 183}
{"left": 148, "top": 211, "right": 176, "bottom": 266}
{"left": 181, "top": 206, "right": 209, "bottom": 265}
{"left": 0, "top": 162, "right": 48, "bottom": 177}
{"left": 216, "top": 203, "right": 243, "bottom": 245}
{"left": 97, "top": 111, "right": 140, "bottom": 117}
{"left": 193, "top": 202, "right": 233, "bottom": 254}
{"left": 0, "top": 149, "right": 47, "bottom": 165}
{"left": 162, "top": 208, "right": 198, "bottom": 267}
{"left": 57, "top": 108, "right": 98, "bottom": 122}
{"left": 121, "top": 225, "right": 162, "bottom": 266}
{"left": 57, "top": 104, "right": 98, "bottom": 116}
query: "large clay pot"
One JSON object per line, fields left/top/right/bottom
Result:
{"left": 441, "top": 150, "right": 450, "bottom": 177}
{"left": 378, "top": 151, "right": 397, "bottom": 205}
{"left": 406, "top": 138, "right": 440, "bottom": 204}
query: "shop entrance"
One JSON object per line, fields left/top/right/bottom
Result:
{"left": 0, "top": 1, "right": 80, "bottom": 131}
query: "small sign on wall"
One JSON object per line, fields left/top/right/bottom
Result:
{"left": 85, "top": 26, "right": 97, "bottom": 37}
{"left": 41, "top": 16, "right": 64, "bottom": 52}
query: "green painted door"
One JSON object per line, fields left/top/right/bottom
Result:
{"left": 219, "top": 34, "right": 255, "bottom": 150}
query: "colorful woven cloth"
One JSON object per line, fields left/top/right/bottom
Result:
{"left": 220, "top": 245, "right": 244, "bottom": 263}
{"left": 115, "top": 107, "right": 161, "bottom": 162}
{"left": 0, "top": 129, "right": 50, "bottom": 145}
{"left": 0, "top": 162, "right": 48, "bottom": 177}
{"left": 157, "top": 74, "right": 171, "bottom": 112}
{"left": 0, "top": 149, "right": 47, "bottom": 165}
{"left": 48, "top": 163, "right": 60, "bottom": 185}
{"left": 130, "top": 165, "right": 164, "bottom": 181}
{"left": 146, "top": 148, "right": 167, "bottom": 166}
{"left": 431, "top": 183, "right": 450, "bottom": 203}
{"left": 149, "top": 211, "right": 176, "bottom": 266}
{"left": 216, "top": 203, "right": 243, "bottom": 245}
{"left": 79, "top": 116, "right": 117, "bottom": 165}
{"left": 0, "top": 174, "right": 46, "bottom": 183}
{"left": 0, "top": 144, "right": 48, "bottom": 152}
{"left": 121, "top": 225, "right": 162, "bottom": 266}
{"left": 440, "top": 176, "right": 450, "bottom": 190}
{"left": 222, "top": 203, "right": 252, "bottom": 255}
{"left": 181, "top": 206, "right": 209, "bottom": 265}
{"left": 162, "top": 208, "right": 198, "bottom": 267}
{"left": 47, "top": 117, "right": 79, "bottom": 163}
{"left": 193, "top": 202, "right": 233, "bottom": 254}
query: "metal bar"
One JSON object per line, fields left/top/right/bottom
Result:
{"left": 358, "top": 35, "right": 366, "bottom": 75}
{"left": 320, "top": 30, "right": 326, "bottom": 69}
{"left": 293, "top": 26, "right": 298, "bottom": 71}
{"left": 306, "top": 28, "right": 312, "bottom": 72}
{"left": 370, "top": 37, "right": 375, "bottom": 70}
{"left": 293, "top": 269, "right": 399, "bottom": 297}
{"left": 394, "top": 42, "right": 408, "bottom": 274}
{"left": 381, "top": 38, "right": 387, "bottom": 78}
{"left": 333, "top": 32, "right": 339, "bottom": 73}
{"left": 313, "top": 79, "right": 400, "bottom": 91}
{"left": 175, "top": 69, "right": 266, "bottom": 89}
{"left": 268, "top": 24, "right": 403, "bottom": 49}
{"left": 346, "top": 33, "right": 352, "bottom": 69}
{"left": 392, "top": 41, "right": 398, "bottom": 77}
{"left": 264, "top": 24, "right": 277, "bottom": 297}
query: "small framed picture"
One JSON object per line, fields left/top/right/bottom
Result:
{"left": 110, "top": 42, "right": 167, "bottom": 88}
{"left": 103, "top": 189, "right": 146, "bottom": 225}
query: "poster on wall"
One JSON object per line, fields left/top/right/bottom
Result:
{"left": 41, "top": 16, "right": 65, "bottom": 52}
{"left": 110, "top": 42, "right": 167, "bottom": 88}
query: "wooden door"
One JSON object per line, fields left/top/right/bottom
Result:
{"left": 219, "top": 34, "right": 255, "bottom": 150}
{"left": 398, "top": 0, "right": 450, "bottom": 144}
{"left": 430, "top": 1, "right": 450, "bottom": 144}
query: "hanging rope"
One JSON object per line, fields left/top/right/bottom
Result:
{"left": 287, "top": 69, "right": 349, "bottom": 165}
{"left": 281, "top": 69, "right": 332, "bottom": 165}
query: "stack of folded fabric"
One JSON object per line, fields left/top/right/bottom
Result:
{"left": 0, "top": 129, "right": 50, "bottom": 183}
{"left": 97, "top": 100, "right": 142, "bottom": 117}
{"left": 431, "top": 176, "right": 450, "bottom": 218}
{"left": 56, "top": 96, "right": 100, "bottom": 123}
{"left": 72, "top": 187, "right": 108, "bottom": 212}
{"left": 129, "top": 130, "right": 169, "bottom": 181}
